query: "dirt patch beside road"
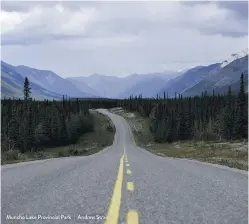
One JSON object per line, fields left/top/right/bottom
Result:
{"left": 110, "top": 107, "right": 248, "bottom": 171}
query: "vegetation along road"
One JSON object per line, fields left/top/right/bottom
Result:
{"left": 1, "top": 109, "right": 248, "bottom": 224}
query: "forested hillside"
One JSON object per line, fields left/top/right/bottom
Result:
{"left": 1, "top": 96, "right": 93, "bottom": 153}
{"left": 1, "top": 75, "right": 120, "bottom": 164}
{"left": 121, "top": 73, "right": 248, "bottom": 143}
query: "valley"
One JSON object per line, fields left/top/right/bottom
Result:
{"left": 1, "top": 2, "right": 248, "bottom": 224}
{"left": 1, "top": 48, "right": 248, "bottom": 100}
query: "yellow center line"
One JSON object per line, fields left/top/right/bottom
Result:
{"left": 104, "top": 155, "right": 124, "bottom": 224}
{"left": 126, "top": 210, "right": 139, "bottom": 224}
{"left": 124, "top": 149, "right": 128, "bottom": 162}
{"left": 127, "top": 182, "right": 134, "bottom": 192}
{"left": 127, "top": 169, "right": 132, "bottom": 175}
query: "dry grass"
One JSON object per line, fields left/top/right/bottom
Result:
{"left": 111, "top": 107, "right": 248, "bottom": 171}
{"left": 2, "top": 111, "right": 115, "bottom": 165}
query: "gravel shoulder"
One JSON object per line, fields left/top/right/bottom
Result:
{"left": 110, "top": 107, "right": 248, "bottom": 171}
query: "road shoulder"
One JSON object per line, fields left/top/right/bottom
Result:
{"left": 110, "top": 107, "right": 248, "bottom": 171}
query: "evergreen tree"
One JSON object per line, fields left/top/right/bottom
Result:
{"left": 221, "top": 86, "right": 234, "bottom": 140}
{"left": 23, "top": 77, "right": 31, "bottom": 100}
{"left": 186, "top": 97, "right": 194, "bottom": 139}
{"left": 234, "top": 73, "right": 247, "bottom": 139}
{"left": 178, "top": 103, "right": 189, "bottom": 140}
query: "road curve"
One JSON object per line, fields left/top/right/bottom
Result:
{"left": 1, "top": 109, "right": 248, "bottom": 224}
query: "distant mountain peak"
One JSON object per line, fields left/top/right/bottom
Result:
{"left": 90, "top": 73, "right": 101, "bottom": 77}
{"left": 221, "top": 48, "right": 248, "bottom": 69}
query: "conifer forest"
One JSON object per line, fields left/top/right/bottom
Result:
{"left": 1, "top": 74, "right": 248, "bottom": 157}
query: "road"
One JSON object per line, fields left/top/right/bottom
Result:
{"left": 1, "top": 109, "right": 248, "bottom": 224}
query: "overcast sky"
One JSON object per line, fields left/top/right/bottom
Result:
{"left": 1, "top": 1, "right": 248, "bottom": 78}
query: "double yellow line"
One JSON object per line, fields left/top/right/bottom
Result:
{"left": 105, "top": 154, "right": 139, "bottom": 224}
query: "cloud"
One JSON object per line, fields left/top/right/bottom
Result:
{"left": 182, "top": 1, "right": 248, "bottom": 19}
{"left": 1, "top": 1, "right": 248, "bottom": 77}
{"left": 1, "top": 1, "right": 248, "bottom": 46}
{"left": 180, "top": 1, "right": 248, "bottom": 36}
{"left": 216, "top": 1, "right": 248, "bottom": 20}
{"left": 1, "top": 4, "right": 98, "bottom": 45}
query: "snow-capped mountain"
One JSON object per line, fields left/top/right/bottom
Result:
{"left": 157, "top": 48, "right": 248, "bottom": 98}
{"left": 220, "top": 48, "right": 248, "bottom": 69}
{"left": 182, "top": 51, "right": 248, "bottom": 97}
{"left": 158, "top": 64, "right": 221, "bottom": 98}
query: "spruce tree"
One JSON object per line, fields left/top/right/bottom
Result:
{"left": 234, "top": 73, "right": 247, "bottom": 139}
{"left": 186, "top": 97, "right": 194, "bottom": 139}
{"left": 221, "top": 86, "right": 234, "bottom": 140}
{"left": 23, "top": 77, "right": 31, "bottom": 100}
{"left": 178, "top": 103, "right": 189, "bottom": 140}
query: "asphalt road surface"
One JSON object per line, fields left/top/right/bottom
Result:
{"left": 1, "top": 109, "right": 248, "bottom": 224}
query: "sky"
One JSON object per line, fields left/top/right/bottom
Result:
{"left": 1, "top": 1, "right": 248, "bottom": 78}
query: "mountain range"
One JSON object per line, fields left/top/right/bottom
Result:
{"left": 1, "top": 48, "right": 248, "bottom": 100}
{"left": 67, "top": 71, "right": 180, "bottom": 98}
{"left": 158, "top": 63, "right": 221, "bottom": 98}
{"left": 1, "top": 61, "right": 62, "bottom": 100}
{"left": 182, "top": 53, "right": 248, "bottom": 96}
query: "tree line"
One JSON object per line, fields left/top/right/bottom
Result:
{"left": 1, "top": 77, "right": 93, "bottom": 154}
{"left": 1, "top": 74, "right": 247, "bottom": 156}
{"left": 121, "top": 73, "right": 248, "bottom": 142}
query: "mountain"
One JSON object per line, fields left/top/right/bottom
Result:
{"left": 79, "top": 74, "right": 124, "bottom": 98}
{"left": 220, "top": 48, "right": 248, "bottom": 69}
{"left": 3, "top": 48, "right": 247, "bottom": 100}
{"left": 1, "top": 61, "right": 63, "bottom": 100}
{"left": 118, "top": 77, "right": 167, "bottom": 98}
{"left": 67, "top": 74, "right": 121, "bottom": 98}
{"left": 14, "top": 65, "right": 96, "bottom": 98}
{"left": 182, "top": 49, "right": 248, "bottom": 96}
{"left": 77, "top": 71, "right": 180, "bottom": 98}
{"left": 2, "top": 61, "right": 179, "bottom": 100}
{"left": 158, "top": 63, "right": 221, "bottom": 98}
{"left": 117, "top": 72, "right": 180, "bottom": 98}
{"left": 66, "top": 77, "right": 101, "bottom": 97}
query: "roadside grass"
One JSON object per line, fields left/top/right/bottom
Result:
{"left": 110, "top": 107, "right": 248, "bottom": 171}
{"left": 1, "top": 111, "right": 115, "bottom": 165}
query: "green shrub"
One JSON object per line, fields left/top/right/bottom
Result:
{"left": 35, "top": 151, "right": 45, "bottom": 159}
{"left": 68, "top": 146, "right": 79, "bottom": 156}
{"left": 58, "top": 151, "right": 67, "bottom": 157}
{"left": 3, "top": 150, "right": 19, "bottom": 161}
{"left": 73, "top": 149, "right": 79, "bottom": 156}
{"left": 106, "top": 124, "right": 114, "bottom": 132}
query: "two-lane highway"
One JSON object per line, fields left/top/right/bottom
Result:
{"left": 1, "top": 109, "right": 248, "bottom": 224}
